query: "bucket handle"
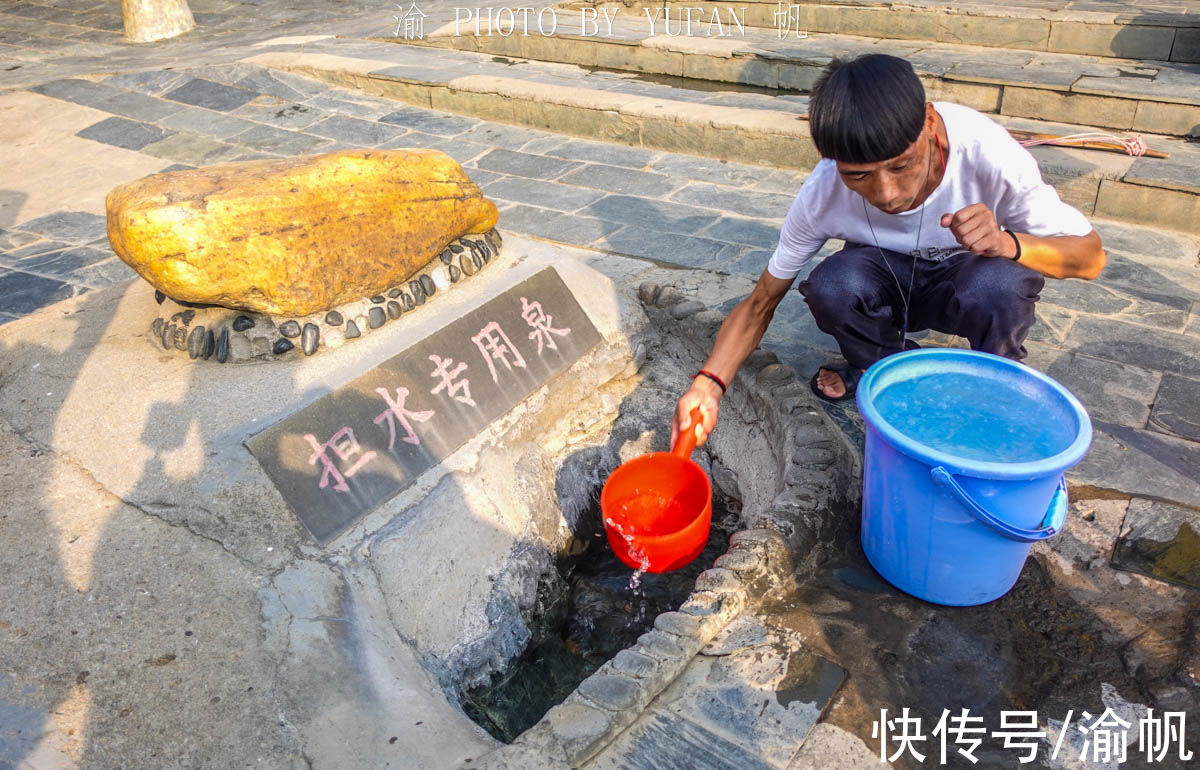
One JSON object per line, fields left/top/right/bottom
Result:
{"left": 930, "top": 467, "right": 1068, "bottom": 543}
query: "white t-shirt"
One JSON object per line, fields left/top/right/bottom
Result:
{"left": 766, "top": 102, "right": 1094, "bottom": 280}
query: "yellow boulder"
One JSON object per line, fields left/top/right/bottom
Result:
{"left": 106, "top": 149, "right": 499, "bottom": 316}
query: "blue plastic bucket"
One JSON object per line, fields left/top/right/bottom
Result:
{"left": 855, "top": 349, "right": 1092, "bottom": 606}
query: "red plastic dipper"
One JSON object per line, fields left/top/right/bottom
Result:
{"left": 601, "top": 408, "right": 713, "bottom": 573}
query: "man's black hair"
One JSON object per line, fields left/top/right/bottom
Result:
{"left": 808, "top": 54, "right": 927, "bottom": 164}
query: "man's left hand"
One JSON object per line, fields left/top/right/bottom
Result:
{"left": 940, "top": 203, "right": 1017, "bottom": 258}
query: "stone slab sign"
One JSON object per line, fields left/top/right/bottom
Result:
{"left": 247, "top": 267, "right": 601, "bottom": 545}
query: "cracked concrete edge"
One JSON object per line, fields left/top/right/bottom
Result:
{"left": 255, "top": 564, "right": 323, "bottom": 769}
{"left": 473, "top": 279, "right": 855, "bottom": 768}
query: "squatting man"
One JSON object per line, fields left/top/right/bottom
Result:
{"left": 673, "top": 54, "right": 1106, "bottom": 444}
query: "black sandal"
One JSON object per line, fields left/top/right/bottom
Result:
{"left": 809, "top": 364, "right": 862, "bottom": 403}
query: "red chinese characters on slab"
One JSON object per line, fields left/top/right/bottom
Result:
{"left": 304, "top": 427, "right": 375, "bottom": 493}
{"left": 522, "top": 296, "right": 571, "bottom": 354}
{"left": 247, "top": 267, "right": 603, "bottom": 546}
{"left": 303, "top": 293, "right": 576, "bottom": 495}
{"left": 374, "top": 386, "right": 434, "bottom": 450}
{"left": 429, "top": 354, "right": 476, "bottom": 406}
{"left": 471, "top": 320, "right": 527, "bottom": 384}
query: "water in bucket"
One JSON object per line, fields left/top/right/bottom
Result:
{"left": 857, "top": 350, "right": 1092, "bottom": 606}
{"left": 872, "top": 371, "right": 1078, "bottom": 464}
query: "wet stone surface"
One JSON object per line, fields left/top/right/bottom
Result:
{"left": 756, "top": 498, "right": 1200, "bottom": 769}
{"left": 658, "top": 635, "right": 844, "bottom": 767}
{"left": 1113, "top": 498, "right": 1200, "bottom": 591}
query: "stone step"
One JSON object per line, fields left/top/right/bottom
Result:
{"left": 241, "top": 38, "right": 1200, "bottom": 233}
{"left": 555, "top": 0, "right": 1200, "bottom": 63}
{"left": 405, "top": 12, "right": 1200, "bottom": 139}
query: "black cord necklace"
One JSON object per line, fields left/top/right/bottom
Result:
{"left": 861, "top": 134, "right": 938, "bottom": 346}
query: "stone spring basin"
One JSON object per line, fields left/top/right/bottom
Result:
{"left": 316, "top": 244, "right": 857, "bottom": 767}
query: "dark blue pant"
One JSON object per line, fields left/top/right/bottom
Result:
{"left": 797, "top": 243, "right": 1045, "bottom": 370}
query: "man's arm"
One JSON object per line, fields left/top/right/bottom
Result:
{"left": 671, "top": 268, "right": 795, "bottom": 446}
{"left": 940, "top": 203, "right": 1106, "bottom": 280}
{"left": 1007, "top": 230, "right": 1106, "bottom": 280}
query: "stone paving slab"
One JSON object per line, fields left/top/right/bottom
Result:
{"left": 599, "top": 226, "right": 735, "bottom": 266}
{"left": 1041, "top": 256, "right": 1196, "bottom": 332}
{"left": 1149, "top": 372, "right": 1200, "bottom": 440}
{"left": 481, "top": 177, "right": 608, "bottom": 212}
{"left": 1071, "top": 419, "right": 1200, "bottom": 507}
{"left": 579, "top": 194, "right": 722, "bottom": 235}
{"left": 0, "top": 91, "right": 169, "bottom": 225}
{"left": 138, "top": 130, "right": 253, "bottom": 164}
{"left": 1024, "top": 343, "right": 1162, "bottom": 429}
{"left": 0, "top": 268, "right": 87, "bottom": 315}
{"left": 229, "top": 97, "right": 330, "bottom": 130}
{"left": 1126, "top": 156, "right": 1200, "bottom": 195}
{"left": 1091, "top": 218, "right": 1200, "bottom": 264}
{"left": 1112, "top": 498, "right": 1200, "bottom": 589}
{"left": 497, "top": 202, "right": 626, "bottom": 245}
{"left": 157, "top": 105, "right": 262, "bottom": 139}
{"left": 1067, "top": 315, "right": 1200, "bottom": 378}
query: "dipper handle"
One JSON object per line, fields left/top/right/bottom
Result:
{"left": 673, "top": 406, "right": 703, "bottom": 460}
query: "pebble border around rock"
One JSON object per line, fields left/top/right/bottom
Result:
{"left": 147, "top": 229, "right": 502, "bottom": 363}
{"left": 476, "top": 280, "right": 860, "bottom": 769}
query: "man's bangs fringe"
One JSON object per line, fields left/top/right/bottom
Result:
{"left": 809, "top": 55, "right": 927, "bottom": 164}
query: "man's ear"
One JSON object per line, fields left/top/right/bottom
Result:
{"left": 924, "top": 103, "right": 937, "bottom": 133}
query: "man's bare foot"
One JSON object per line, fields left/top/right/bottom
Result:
{"left": 815, "top": 367, "right": 847, "bottom": 399}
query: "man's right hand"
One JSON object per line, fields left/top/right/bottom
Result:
{"left": 671, "top": 377, "right": 722, "bottom": 448}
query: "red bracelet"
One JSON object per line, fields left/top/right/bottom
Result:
{"left": 693, "top": 369, "right": 727, "bottom": 395}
